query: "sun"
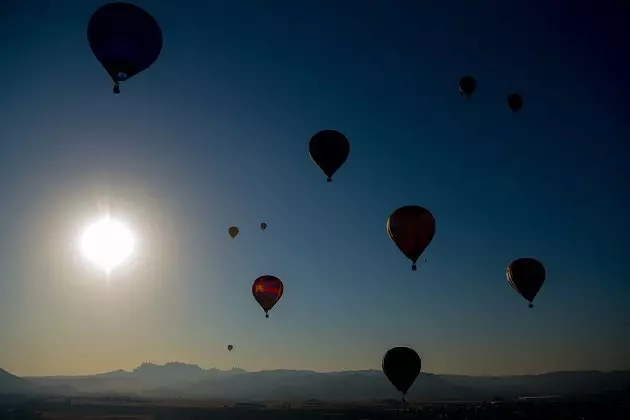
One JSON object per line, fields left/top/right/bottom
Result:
{"left": 79, "top": 214, "right": 136, "bottom": 275}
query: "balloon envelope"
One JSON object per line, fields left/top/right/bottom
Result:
{"left": 309, "top": 130, "right": 350, "bottom": 182}
{"left": 459, "top": 76, "right": 477, "bottom": 97}
{"left": 507, "top": 93, "right": 523, "bottom": 112}
{"left": 382, "top": 347, "right": 421, "bottom": 395}
{"left": 228, "top": 226, "right": 239, "bottom": 239}
{"left": 227, "top": 344, "right": 234, "bottom": 351}
{"left": 252, "top": 275, "right": 284, "bottom": 317}
{"left": 87, "top": 2, "right": 162, "bottom": 88}
{"left": 387, "top": 206, "right": 436, "bottom": 270}
{"left": 506, "top": 258, "right": 545, "bottom": 307}
{"left": 261, "top": 222, "right": 267, "bottom": 231}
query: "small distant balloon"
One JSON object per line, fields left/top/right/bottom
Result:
{"left": 260, "top": 222, "right": 267, "bottom": 232}
{"left": 387, "top": 206, "right": 436, "bottom": 271}
{"left": 506, "top": 258, "right": 546, "bottom": 308}
{"left": 228, "top": 226, "right": 239, "bottom": 239}
{"left": 382, "top": 347, "right": 422, "bottom": 406}
{"left": 309, "top": 130, "right": 350, "bottom": 182}
{"left": 252, "top": 275, "right": 284, "bottom": 318}
{"left": 87, "top": 2, "right": 163, "bottom": 94}
{"left": 227, "top": 344, "right": 234, "bottom": 352}
{"left": 459, "top": 76, "right": 477, "bottom": 97}
{"left": 507, "top": 93, "right": 523, "bottom": 112}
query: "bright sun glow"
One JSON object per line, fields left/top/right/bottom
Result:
{"left": 79, "top": 214, "right": 136, "bottom": 275}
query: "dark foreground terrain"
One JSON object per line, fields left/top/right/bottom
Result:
{"left": 1, "top": 395, "right": 629, "bottom": 420}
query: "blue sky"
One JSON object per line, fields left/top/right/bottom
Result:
{"left": 0, "top": 0, "right": 628, "bottom": 377}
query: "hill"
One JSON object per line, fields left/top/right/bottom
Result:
{"left": 7, "top": 363, "right": 628, "bottom": 402}
{"left": 0, "top": 368, "right": 37, "bottom": 395}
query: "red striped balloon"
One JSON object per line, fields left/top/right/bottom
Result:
{"left": 252, "top": 275, "right": 284, "bottom": 318}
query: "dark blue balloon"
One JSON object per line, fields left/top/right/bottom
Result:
{"left": 87, "top": 2, "right": 163, "bottom": 93}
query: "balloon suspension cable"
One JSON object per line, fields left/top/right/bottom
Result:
{"left": 401, "top": 395, "right": 407, "bottom": 412}
{"left": 265, "top": 313, "right": 269, "bottom": 318}
{"left": 411, "top": 263, "right": 417, "bottom": 271}
{"left": 113, "top": 81, "right": 120, "bottom": 94}
{"left": 528, "top": 303, "right": 534, "bottom": 308}
{"left": 326, "top": 177, "right": 332, "bottom": 182}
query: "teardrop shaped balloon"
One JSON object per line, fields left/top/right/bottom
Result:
{"left": 387, "top": 206, "right": 436, "bottom": 271}
{"left": 260, "top": 222, "right": 267, "bottom": 232}
{"left": 228, "top": 226, "right": 239, "bottom": 239}
{"left": 309, "top": 130, "right": 350, "bottom": 182}
{"left": 506, "top": 93, "right": 523, "bottom": 113}
{"left": 252, "top": 275, "right": 284, "bottom": 318}
{"left": 227, "top": 344, "right": 234, "bottom": 352}
{"left": 459, "top": 76, "right": 477, "bottom": 97}
{"left": 382, "top": 347, "right": 421, "bottom": 403}
{"left": 506, "top": 258, "right": 545, "bottom": 308}
{"left": 87, "top": 2, "right": 163, "bottom": 94}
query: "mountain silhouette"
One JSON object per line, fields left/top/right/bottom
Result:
{"left": 4, "top": 363, "right": 627, "bottom": 401}
{"left": 0, "top": 368, "right": 36, "bottom": 395}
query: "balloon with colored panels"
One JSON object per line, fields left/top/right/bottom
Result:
{"left": 252, "top": 275, "right": 284, "bottom": 318}
{"left": 87, "top": 2, "right": 163, "bottom": 94}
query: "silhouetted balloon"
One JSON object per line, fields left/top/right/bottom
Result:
{"left": 382, "top": 347, "right": 421, "bottom": 405}
{"left": 227, "top": 344, "right": 234, "bottom": 352}
{"left": 228, "top": 226, "right": 239, "bottom": 239}
{"left": 260, "top": 222, "right": 267, "bottom": 232}
{"left": 459, "top": 76, "right": 477, "bottom": 97}
{"left": 87, "top": 2, "right": 163, "bottom": 94}
{"left": 252, "top": 275, "right": 284, "bottom": 318}
{"left": 387, "top": 206, "right": 436, "bottom": 271}
{"left": 309, "top": 130, "right": 350, "bottom": 182}
{"left": 506, "top": 258, "right": 546, "bottom": 308}
{"left": 507, "top": 93, "right": 523, "bottom": 112}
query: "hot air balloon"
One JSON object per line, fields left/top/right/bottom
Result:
{"left": 387, "top": 206, "right": 436, "bottom": 271}
{"left": 228, "top": 226, "right": 239, "bottom": 239}
{"left": 227, "top": 344, "right": 234, "bottom": 352}
{"left": 507, "top": 93, "right": 523, "bottom": 112}
{"left": 459, "top": 76, "right": 477, "bottom": 97}
{"left": 382, "top": 347, "right": 421, "bottom": 407}
{"left": 506, "top": 258, "right": 545, "bottom": 308}
{"left": 252, "top": 275, "right": 283, "bottom": 318}
{"left": 260, "top": 222, "right": 267, "bottom": 232}
{"left": 87, "top": 2, "right": 163, "bottom": 94}
{"left": 309, "top": 130, "right": 350, "bottom": 182}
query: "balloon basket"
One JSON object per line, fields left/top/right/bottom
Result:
{"left": 265, "top": 313, "right": 269, "bottom": 318}
{"left": 411, "top": 264, "right": 417, "bottom": 271}
{"left": 326, "top": 177, "right": 332, "bottom": 182}
{"left": 528, "top": 303, "right": 534, "bottom": 308}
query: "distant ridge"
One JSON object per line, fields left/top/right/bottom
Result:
{"left": 0, "top": 368, "right": 36, "bottom": 395}
{"left": 3, "top": 363, "right": 627, "bottom": 402}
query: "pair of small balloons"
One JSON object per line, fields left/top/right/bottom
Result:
{"left": 228, "top": 223, "right": 267, "bottom": 239}
{"left": 458, "top": 76, "right": 523, "bottom": 112}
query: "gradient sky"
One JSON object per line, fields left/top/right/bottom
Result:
{"left": 1, "top": 0, "right": 629, "bottom": 377}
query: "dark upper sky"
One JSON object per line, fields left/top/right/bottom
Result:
{"left": 0, "top": 0, "right": 628, "bottom": 376}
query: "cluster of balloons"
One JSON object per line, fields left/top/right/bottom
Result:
{"left": 87, "top": 2, "right": 547, "bottom": 404}
{"left": 459, "top": 76, "right": 523, "bottom": 113}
